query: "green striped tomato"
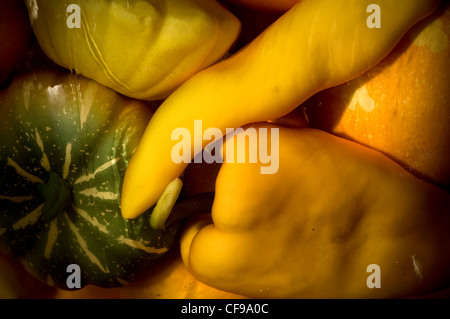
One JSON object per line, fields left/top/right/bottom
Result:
{"left": 0, "top": 70, "right": 180, "bottom": 289}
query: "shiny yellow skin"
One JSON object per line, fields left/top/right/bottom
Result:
{"left": 122, "top": 0, "right": 441, "bottom": 219}
{"left": 26, "top": 0, "right": 241, "bottom": 100}
{"left": 304, "top": 1, "right": 450, "bottom": 189}
{"left": 180, "top": 124, "right": 450, "bottom": 298}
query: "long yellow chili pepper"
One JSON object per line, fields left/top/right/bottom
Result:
{"left": 180, "top": 123, "right": 450, "bottom": 298}
{"left": 121, "top": 0, "right": 441, "bottom": 218}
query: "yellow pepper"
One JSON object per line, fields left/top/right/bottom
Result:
{"left": 121, "top": 0, "right": 441, "bottom": 219}
{"left": 180, "top": 123, "right": 450, "bottom": 298}
{"left": 26, "top": 0, "right": 241, "bottom": 100}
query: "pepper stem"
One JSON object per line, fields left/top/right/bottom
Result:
{"left": 36, "top": 171, "right": 73, "bottom": 220}
{"left": 149, "top": 178, "right": 183, "bottom": 230}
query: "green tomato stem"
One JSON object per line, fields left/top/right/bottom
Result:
{"left": 36, "top": 171, "right": 73, "bottom": 220}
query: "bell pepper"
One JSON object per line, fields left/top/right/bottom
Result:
{"left": 121, "top": 0, "right": 441, "bottom": 219}
{"left": 180, "top": 123, "right": 450, "bottom": 298}
{"left": 25, "top": 0, "right": 241, "bottom": 100}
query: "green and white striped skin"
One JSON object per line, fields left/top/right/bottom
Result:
{"left": 0, "top": 70, "right": 179, "bottom": 289}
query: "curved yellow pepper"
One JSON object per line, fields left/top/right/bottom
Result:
{"left": 180, "top": 123, "right": 450, "bottom": 298}
{"left": 122, "top": 0, "right": 441, "bottom": 219}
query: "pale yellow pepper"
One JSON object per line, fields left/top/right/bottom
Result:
{"left": 180, "top": 124, "right": 450, "bottom": 298}
{"left": 26, "top": 0, "right": 241, "bottom": 100}
{"left": 122, "top": 0, "right": 441, "bottom": 219}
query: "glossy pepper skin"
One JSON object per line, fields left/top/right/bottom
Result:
{"left": 121, "top": 0, "right": 441, "bottom": 219}
{"left": 26, "top": 0, "right": 241, "bottom": 101}
{"left": 180, "top": 124, "right": 450, "bottom": 299}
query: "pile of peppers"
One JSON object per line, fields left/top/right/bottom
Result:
{"left": 121, "top": 0, "right": 450, "bottom": 299}
{"left": 1, "top": 0, "right": 449, "bottom": 299}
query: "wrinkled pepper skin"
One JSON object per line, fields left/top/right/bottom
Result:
{"left": 180, "top": 124, "right": 450, "bottom": 298}
{"left": 26, "top": 0, "right": 241, "bottom": 100}
{"left": 122, "top": 0, "right": 441, "bottom": 219}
